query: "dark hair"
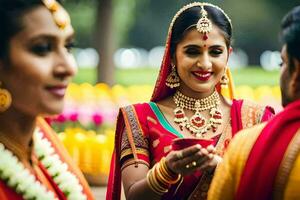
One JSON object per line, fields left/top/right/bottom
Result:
{"left": 0, "top": 0, "right": 61, "bottom": 59}
{"left": 281, "top": 6, "right": 300, "bottom": 72}
{"left": 170, "top": 5, "right": 232, "bottom": 57}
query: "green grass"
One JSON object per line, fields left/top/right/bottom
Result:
{"left": 73, "top": 67, "right": 280, "bottom": 87}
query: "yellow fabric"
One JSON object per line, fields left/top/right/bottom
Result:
{"left": 207, "top": 123, "right": 266, "bottom": 200}
{"left": 220, "top": 68, "right": 235, "bottom": 100}
{"left": 208, "top": 122, "right": 300, "bottom": 200}
{"left": 284, "top": 153, "right": 300, "bottom": 199}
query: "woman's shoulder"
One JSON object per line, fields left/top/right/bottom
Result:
{"left": 236, "top": 99, "right": 275, "bottom": 125}
{"left": 239, "top": 99, "right": 274, "bottom": 114}
{"left": 120, "top": 102, "right": 153, "bottom": 112}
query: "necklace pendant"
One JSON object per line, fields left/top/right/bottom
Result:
{"left": 174, "top": 107, "right": 188, "bottom": 123}
{"left": 190, "top": 113, "right": 206, "bottom": 128}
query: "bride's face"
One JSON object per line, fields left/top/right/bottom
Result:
{"left": 174, "top": 25, "right": 230, "bottom": 98}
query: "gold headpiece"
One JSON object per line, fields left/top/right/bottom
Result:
{"left": 169, "top": 2, "right": 232, "bottom": 37}
{"left": 196, "top": 5, "right": 212, "bottom": 40}
{"left": 42, "top": 0, "right": 71, "bottom": 30}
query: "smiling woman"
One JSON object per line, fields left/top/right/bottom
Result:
{"left": 107, "top": 2, "right": 274, "bottom": 200}
{"left": 0, "top": 0, "right": 94, "bottom": 199}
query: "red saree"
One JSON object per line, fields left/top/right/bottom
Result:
{"left": 106, "top": 100, "right": 274, "bottom": 200}
{"left": 0, "top": 118, "right": 94, "bottom": 200}
{"left": 106, "top": 3, "right": 274, "bottom": 199}
{"left": 236, "top": 99, "right": 300, "bottom": 200}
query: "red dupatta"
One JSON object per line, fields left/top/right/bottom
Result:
{"left": 236, "top": 99, "right": 300, "bottom": 200}
{"left": 150, "top": 6, "right": 235, "bottom": 102}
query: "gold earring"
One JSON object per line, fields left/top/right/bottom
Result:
{"left": 166, "top": 64, "right": 180, "bottom": 88}
{"left": 0, "top": 82, "right": 12, "bottom": 112}
{"left": 220, "top": 71, "right": 229, "bottom": 87}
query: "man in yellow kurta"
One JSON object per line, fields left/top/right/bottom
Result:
{"left": 208, "top": 5, "right": 300, "bottom": 200}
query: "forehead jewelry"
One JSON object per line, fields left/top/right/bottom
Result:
{"left": 42, "top": 0, "right": 71, "bottom": 30}
{"left": 196, "top": 5, "right": 212, "bottom": 41}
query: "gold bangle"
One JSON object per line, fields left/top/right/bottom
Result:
{"left": 146, "top": 167, "right": 168, "bottom": 195}
{"left": 150, "top": 170, "right": 168, "bottom": 193}
{"left": 160, "top": 158, "right": 174, "bottom": 180}
{"left": 146, "top": 169, "right": 163, "bottom": 195}
{"left": 155, "top": 162, "right": 171, "bottom": 186}
{"left": 160, "top": 157, "right": 182, "bottom": 184}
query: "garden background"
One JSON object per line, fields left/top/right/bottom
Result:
{"left": 49, "top": 0, "right": 299, "bottom": 198}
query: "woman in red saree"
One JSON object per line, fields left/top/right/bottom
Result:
{"left": 107, "top": 2, "right": 274, "bottom": 200}
{"left": 0, "top": 0, "right": 94, "bottom": 199}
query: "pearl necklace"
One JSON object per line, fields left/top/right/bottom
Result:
{"left": 0, "top": 129, "right": 87, "bottom": 200}
{"left": 173, "top": 90, "right": 223, "bottom": 137}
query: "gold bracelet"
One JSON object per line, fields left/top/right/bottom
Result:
{"left": 160, "top": 157, "right": 182, "bottom": 184}
{"left": 155, "top": 162, "right": 171, "bottom": 187}
{"left": 146, "top": 167, "right": 168, "bottom": 195}
{"left": 146, "top": 169, "right": 163, "bottom": 195}
{"left": 150, "top": 167, "right": 169, "bottom": 193}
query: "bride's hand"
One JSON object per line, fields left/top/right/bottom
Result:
{"left": 165, "top": 144, "right": 204, "bottom": 176}
{"left": 198, "top": 145, "right": 222, "bottom": 172}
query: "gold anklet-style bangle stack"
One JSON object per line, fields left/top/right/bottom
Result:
{"left": 146, "top": 157, "right": 181, "bottom": 195}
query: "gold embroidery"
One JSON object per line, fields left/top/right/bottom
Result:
{"left": 164, "top": 145, "right": 172, "bottom": 154}
{"left": 152, "top": 139, "right": 160, "bottom": 148}
{"left": 147, "top": 116, "right": 158, "bottom": 125}
{"left": 120, "top": 148, "right": 149, "bottom": 160}
{"left": 241, "top": 100, "right": 265, "bottom": 128}
{"left": 274, "top": 129, "right": 300, "bottom": 200}
{"left": 120, "top": 105, "right": 150, "bottom": 167}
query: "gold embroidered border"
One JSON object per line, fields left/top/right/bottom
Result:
{"left": 120, "top": 148, "right": 149, "bottom": 160}
{"left": 241, "top": 100, "right": 264, "bottom": 128}
{"left": 121, "top": 105, "right": 149, "bottom": 166}
{"left": 273, "top": 128, "right": 300, "bottom": 200}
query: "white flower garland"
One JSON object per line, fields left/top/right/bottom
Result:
{"left": 0, "top": 129, "right": 87, "bottom": 200}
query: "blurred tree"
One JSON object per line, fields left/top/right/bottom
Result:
{"left": 65, "top": 0, "right": 299, "bottom": 78}
{"left": 94, "top": 0, "right": 115, "bottom": 85}
{"left": 126, "top": 0, "right": 299, "bottom": 65}
{"left": 66, "top": 0, "right": 145, "bottom": 85}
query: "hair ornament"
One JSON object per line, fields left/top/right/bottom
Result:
{"left": 169, "top": 2, "right": 232, "bottom": 35}
{"left": 42, "top": 0, "right": 70, "bottom": 30}
{"left": 196, "top": 5, "right": 212, "bottom": 40}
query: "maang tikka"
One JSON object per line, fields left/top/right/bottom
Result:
{"left": 196, "top": 5, "right": 212, "bottom": 40}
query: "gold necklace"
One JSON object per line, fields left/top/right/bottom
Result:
{"left": 173, "top": 90, "right": 223, "bottom": 137}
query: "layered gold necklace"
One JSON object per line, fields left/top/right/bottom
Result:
{"left": 173, "top": 90, "right": 223, "bottom": 137}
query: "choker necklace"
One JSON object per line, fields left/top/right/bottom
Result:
{"left": 173, "top": 90, "right": 223, "bottom": 137}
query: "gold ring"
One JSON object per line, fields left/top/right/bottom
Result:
{"left": 177, "top": 152, "right": 183, "bottom": 159}
{"left": 192, "top": 161, "right": 197, "bottom": 167}
{"left": 185, "top": 164, "right": 190, "bottom": 169}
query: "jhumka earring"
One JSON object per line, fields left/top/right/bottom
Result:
{"left": 196, "top": 5, "right": 212, "bottom": 40}
{"left": 166, "top": 64, "right": 180, "bottom": 88}
{"left": 0, "top": 82, "right": 12, "bottom": 112}
{"left": 220, "top": 68, "right": 229, "bottom": 87}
